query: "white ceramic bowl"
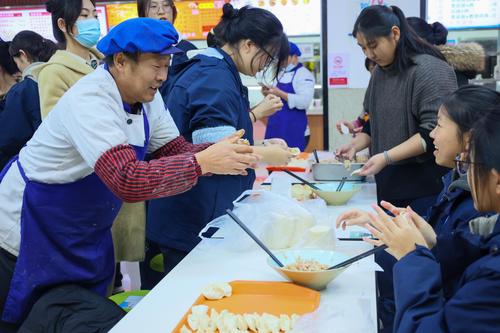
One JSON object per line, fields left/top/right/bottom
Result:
{"left": 267, "top": 249, "right": 350, "bottom": 291}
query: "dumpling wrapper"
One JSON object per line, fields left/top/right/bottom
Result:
{"left": 202, "top": 282, "right": 232, "bottom": 300}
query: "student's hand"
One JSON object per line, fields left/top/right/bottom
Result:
{"left": 336, "top": 120, "right": 356, "bottom": 135}
{"left": 379, "top": 200, "right": 407, "bottom": 216}
{"left": 262, "top": 86, "right": 286, "bottom": 100}
{"left": 406, "top": 206, "right": 437, "bottom": 249}
{"left": 252, "top": 94, "right": 283, "bottom": 119}
{"left": 219, "top": 129, "right": 245, "bottom": 143}
{"left": 358, "top": 153, "right": 387, "bottom": 176}
{"left": 335, "top": 142, "right": 356, "bottom": 161}
{"left": 363, "top": 204, "right": 428, "bottom": 260}
{"left": 261, "top": 85, "right": 271, "bottom": 96}
{"left": 195, "top": 142, "right": 260, "bottom": 176}
{"left": 336, "top": 208, "right": 371, "bottom": 230}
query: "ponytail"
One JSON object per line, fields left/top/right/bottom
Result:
{"left": 407, "top": 16, "right": 448, "bottom": 46}
{"left": 213, "top": 3, "right": 288, "bottom": 79}
{"left": 9, "top": 30, "right": 59, "bottom": 63}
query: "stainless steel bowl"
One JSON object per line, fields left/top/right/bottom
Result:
{"left": 311, "top": 162, "right": 365, "bottom": 181}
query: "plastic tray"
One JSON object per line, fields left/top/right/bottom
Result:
{"left": 172, "top": 280, "right": 320, "bottom": 332}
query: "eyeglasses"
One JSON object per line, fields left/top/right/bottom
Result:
{"left": 260, "top": 47, "right": 277, "bottom": 68}
{"left": 149, "top": 2, "right": 173, "bottom": 14}
{"left": 454, "top": 154, "right": 484, "bottom": 176}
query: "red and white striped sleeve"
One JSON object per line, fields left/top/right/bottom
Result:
{"left": 152, "top": 135, "right": 211, "bottom": 159}
{"left": 94, "top": 144, "right": 202, "bottom": 203}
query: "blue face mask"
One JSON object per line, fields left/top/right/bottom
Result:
{"left": 74, "top": 18, "right": 101, "bottom": 48}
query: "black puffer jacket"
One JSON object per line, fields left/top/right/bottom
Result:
{"left": 438, "top": 42, "right": 485, "bottom": 86}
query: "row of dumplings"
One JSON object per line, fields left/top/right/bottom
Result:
{"left": 181, "top": 305, "right": 300, "bottom": 333}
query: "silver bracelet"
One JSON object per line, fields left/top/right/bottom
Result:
{"left": 383, "top": 150, "right": 393, "bottom": 165}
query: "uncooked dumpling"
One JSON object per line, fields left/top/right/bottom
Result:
{"left": 202, "top": 282, "right": 232, "bottom": 300}
{"left": 291, "top": 314, "right": 300, "bottom": 329}
{"left": 262, "top": 313, "right": 280, "bottom": 333}
{"left": 279, "top": 314, "right": 291, "bottom": 331}
{"left": 244, "top": 313, "right": 258, "bottom": 332}
{"left": 191, "top": 304, "right": 209, "bottom": 316}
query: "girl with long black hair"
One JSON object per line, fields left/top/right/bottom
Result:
{"left": 336, "top": 6, "right": 458, "bottom": 331}
{"left": 146, "top": 3, "right": 291, "bottom": 280}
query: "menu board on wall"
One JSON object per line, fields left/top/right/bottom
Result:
{"left": 427, "top": 0, "right": 500, "bottom": 30}
{"left": 105, "top": 3, "right": 138, "bottom": 30}
{"left": 0, "top": 6, "right": 108, "bottom": 41}
{"left": 175, "top": 0, "right": 226, "bottom": 40}
{"left": 232, "top": 0, "right": 321, "bottom": 36}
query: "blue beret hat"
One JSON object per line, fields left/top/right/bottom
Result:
{"left": 97, "top": 18, "right": 182, "bottom": 56}
{"left": 289, "top": 42, "right": 302, "bottom": 57}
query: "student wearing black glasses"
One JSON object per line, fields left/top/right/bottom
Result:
{"left": 145, "top": 4, "right": 292, "bottom": 281}
{"left": 362, "top": 86, "right": 500, "bottom": 333}
{"left": 337, "top": 85, "right": 499, "bottom": 331}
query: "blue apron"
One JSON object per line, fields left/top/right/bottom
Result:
{"left": 265, "top": 64, "right": 308, "bottom": 151}
{"left": 1, "top": 105, "right": 150, "bottom": 323}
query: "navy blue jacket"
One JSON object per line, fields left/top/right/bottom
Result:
{"left": 0, "top": 77, "right": 41, "bottom": 170}
{"left": 146, "top": 48, "right": 255, "bottom": 252}
{"left": 159, "top": 39, "right": 197, "bottom": 105}
{"left": 393, "top": 215, "right": 500, "bottom": 333}
{"left": 427, "top": 170, "right": 492, "bottom": 298}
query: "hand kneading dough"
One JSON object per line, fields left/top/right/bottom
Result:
{"left": 202, "top": 282, "right": 232, "bottom": 300}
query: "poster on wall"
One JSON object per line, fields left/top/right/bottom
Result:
{"left": 105, "top": 3, "right": 138, "bottom": 30}
{"left": 233, "top": 0, "right": 321, "bottom": 36}
{"left": 175, "top": 0, "right": 226, "bottom": 40}
{"left": 427, "top": 0, "right": 500, "bottom": 30}
{"left": 0, "top": 6, "right": 108, "bottom": 41}
{"left": 328, "top": 53, "right": 350, "bottom": 87}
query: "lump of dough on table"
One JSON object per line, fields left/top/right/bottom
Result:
{"left": 202, "top": 282, "right": 232, "bottom": 300}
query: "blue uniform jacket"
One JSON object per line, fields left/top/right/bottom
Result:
{"left": 0, "top": 77, "right": 41, "bottom": 170}
{"left": 393, "top": 214, "right": 500, "bottom": 333}
{"left": 427, "top": 170, "right": 490, "bottom": 298}
{"left": 146, "top": 48, "right": 255, "bottom": 252}
{"left": 158, "top": 39, "right": 197, "bottom": 105}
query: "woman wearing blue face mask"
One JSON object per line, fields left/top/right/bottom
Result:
{"left": 33, "top": 0, "right": 103, "bottom": 118}
{"left": 262, "top": 42, "right": 315, "bottom": 151}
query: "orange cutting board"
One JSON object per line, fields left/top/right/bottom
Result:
{"left": 172, "top": 280, "right": 320, "bottom": 332}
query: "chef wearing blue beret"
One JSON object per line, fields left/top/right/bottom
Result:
{"left": 0, "top": 17, "right": 257, "bottom": 326}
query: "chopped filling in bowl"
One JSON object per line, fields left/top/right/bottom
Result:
{"left": 284, "top": 258, "right": 329, "bottom": 271}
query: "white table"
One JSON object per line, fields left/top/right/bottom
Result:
{"left": 110, "top": 173, "right": 379, "bottom": 333}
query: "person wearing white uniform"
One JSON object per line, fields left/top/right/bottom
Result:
{"left": 0, "top": 18, "right": 257, "bottom": 330}
{"left": 262, "top": 42, "right": 315, "bottom": 150}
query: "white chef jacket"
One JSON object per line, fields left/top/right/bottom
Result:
{"left": 276, "top": 64, "right": 315, "bottom": 110}
{"left": 0, "top": 66, "right": 180, "bottom": 256}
